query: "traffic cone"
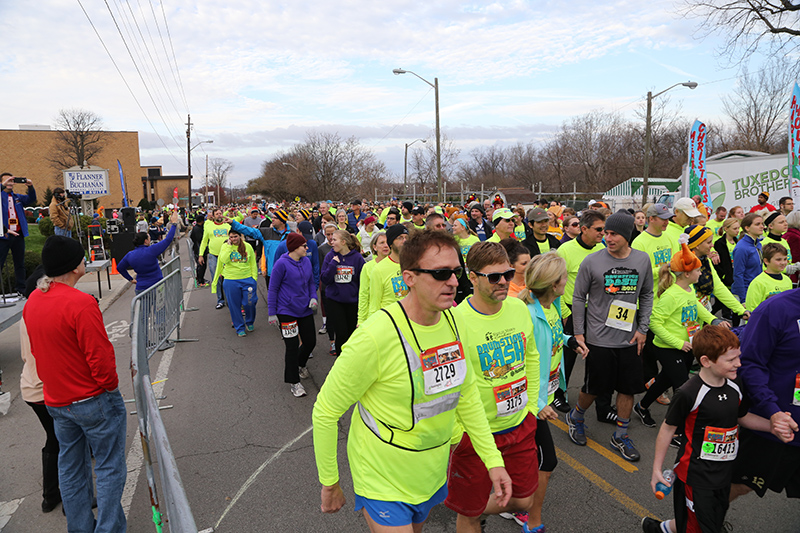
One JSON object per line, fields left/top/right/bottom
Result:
{"left": 91, "top": 250, "right": 95, "bottom": 262}
{"left": 111, "top": 258, "right": 119, "bottom": 275}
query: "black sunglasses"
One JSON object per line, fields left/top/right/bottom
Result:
{"left": 411, "top": 267, "right": 464, "bottom": 281}
{"left": 473, "top": 269, "right": 515, "bottom": 284}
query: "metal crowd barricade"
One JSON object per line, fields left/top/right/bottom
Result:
{"left": 130, "top": 258, "right": 199, "bottom": 532}
{"left": 184, "top": 238, "right": 199, "bottom": 288}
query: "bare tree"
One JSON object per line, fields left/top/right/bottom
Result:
{"left": 682, "top": 0, "right": 800, "bottom": 62}
{"left": 505, "top": 142, "right": 545, "bottom": 190}
{"left": 407, "top": 133, "right": 461, "bottom": 190}
{"left": 456, "top": 146, "right": 508, "bottom": 189}
{"left": 49, "top": 108, "right": 112, "bottom": 170}
{"left": 721, "top": 58, "right": 795, "bottom": 152}
{"left": 208, "top": 158, "right": 234, "bottom": 190}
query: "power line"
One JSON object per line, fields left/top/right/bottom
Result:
{"left": 149, "top": 0, "right": 189, "bottom": 113}
{"left": 159, "top": 0, "right": 189, "bottom": 113}
{"left": 371, "top": 87, "right": 435, "bottom": 149}
{"left": 102, "top": 0, "right": 186, "bottom": 154}
{"left": 75, "top": 0, "right": 183, "bottom": 166}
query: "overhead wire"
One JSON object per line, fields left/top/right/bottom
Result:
{"left": 159, "top": 0, "right": 189, "bottom": 114}
{"left": 75, "top": 0, "right": 183, "bottom": 166}
{"left": 371, "top": 87, "right": 434, "bottom": 149}
{"left": 148, "top": 0, "right": 188, "bottom": 112}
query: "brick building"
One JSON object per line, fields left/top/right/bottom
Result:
{"left": 0, "top": 127, "right": 193, "bottom": 210}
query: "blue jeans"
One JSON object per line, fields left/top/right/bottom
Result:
{"left": 48, "top": 391, "right": 127, "bottom": 533}
{"left": 54, "top": 225, "right": 73, "bottom": 238}
{"left": 206, "top": 254, "right": 225, "bottom": 304}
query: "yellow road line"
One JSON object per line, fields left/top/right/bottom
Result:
{"left": 550, "top": 418, "right": 639, "bottom": 473}
{"left": 556, "top": 447, "right": 660, "bottom": 520}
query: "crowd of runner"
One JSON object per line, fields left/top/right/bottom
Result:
{"left": 167, "top": 192, "right": 798, "bottom": 533}
{"left": 20, "top": 185, "right": 800, "bottom": 533}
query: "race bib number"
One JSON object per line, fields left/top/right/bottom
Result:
{"left": 494, "top": 377, "right": 528, "bottom": 417}
{"left": 699, "top": 295, "right": 712, "bottom": 313}
{"left": 419, "top": 341, "right": 466, "bottom": 395}
{"left": 548, "top": 364, "right": 560, "bottom": 396}
{"left": 280, "top": 321, "right": 299, "bottom": 339}
{"left": 605, "top": 300, "right": 637, "bottom": 331}
{"left": 793, "top": 374, "right": 800, "bottom": 407}
{"left": 686, "top": 323, "right": 700, "bottom": 344}
{"left": 335, "top": 265, "right": 354, "bottom": 283}
{"left": 700, "top": 425, "right": 738, "bottom": 461}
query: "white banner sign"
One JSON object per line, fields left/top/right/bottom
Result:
{"left": 62, "top": 168, "right": 110, "bottom": 199}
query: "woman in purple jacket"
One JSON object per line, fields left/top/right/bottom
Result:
{"left": 268, "top": 233, "right": 318, "bottom": 398}
{"left": 320, "top": 230, "right": 364, "bottom": 357}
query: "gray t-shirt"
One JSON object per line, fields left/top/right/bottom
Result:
{"left": 572, "top": 247, "right": 653, "bottom": 348}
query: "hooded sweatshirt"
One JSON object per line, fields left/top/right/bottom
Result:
{"left": 320, "top": 248, "right": 365, "bottom": 303}
{"left": 268, "top": 253, "right": 316, "bottom": 317}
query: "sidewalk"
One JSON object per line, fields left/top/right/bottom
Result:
{"left": 75, "top": 271, "right": 133, "bottom": 313}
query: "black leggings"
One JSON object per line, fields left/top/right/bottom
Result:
{"left": 640, "top": 346, "right": 692, "bottom": 409}
{"left": 326, "top": 299, "right": 358, "bottom": 356}
{"left": 278, "top": 314, "right": 316, "bottom": 384}
{"left": 27, "top": 401, "right": 60, "bottom": 453}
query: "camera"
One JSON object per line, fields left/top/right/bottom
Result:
{"left": 66, "top": 190, "right": 82, "bottom": 200}
{"left": 13, "top": 177, "right": 27, "bottom": 184}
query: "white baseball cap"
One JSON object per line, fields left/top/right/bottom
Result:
{"left": 674, "top": 197, "right": 701, "bottom": 218}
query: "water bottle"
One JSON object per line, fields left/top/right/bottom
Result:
{"left": 655, "top": 470, "right": 675, "bottom": 500}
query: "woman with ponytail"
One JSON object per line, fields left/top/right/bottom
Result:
{"left": 633, "top": 234, "right": 730, "bottom": 429}
{"left": 320, "top": 230, "right": 364, "bottom": 356}
{"left": 212, "top": 228, "right": 258, "bottom": 337}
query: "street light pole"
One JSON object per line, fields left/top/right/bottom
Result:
{"left": 404, "top": 138, "right": 426, "bottom": 195}
{"left": 393, "top": 68, "right": 443, "bottom": 202}
{"left": 188, "top": 139, "right": 213, "bottom": 208}
{"left": 641, "top": 81, "right": 698, "bottom": 206}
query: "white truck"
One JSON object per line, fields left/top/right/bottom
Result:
{"left": 657, "top": 150, "right": 790, "bottom": 212}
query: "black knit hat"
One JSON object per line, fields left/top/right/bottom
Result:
{"left": 604, "top": 210, "right": 634, "bottom": 242}
{"left": 42, "top": 235, "right": 86, "bottom": 277}
{"left": 386, "top": 224, "right": 409, "bottom": 247}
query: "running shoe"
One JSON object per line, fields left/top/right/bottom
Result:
{"left": 597, "top": 407, "right": 618, "bottom": 425}
{"left": 499, "top": 511, "right": 528, "bottom": 526}
{"left": 299, "top": 366, "right": 310, "bottom": 379}
{"left": 246, "top": 324, "right": 254, "bottom": 332}
{"left": 290, "top": 383, "right": 307, "bottom": 397}
{"left": 610, "top": 434, "right": 640, "bottom": 462}
{"left": 522, "top": 523, "right": 545, "bottom": 533}
{"left": 237, "top": 331, "right": 246, "bottom": 337}
{"left": 670, "top": 434, "right": 682, "bottom": 449}
{"left": 318, "top": 324, "right": 327, "bottom": 335}
{"left": 551, "top": 390, "right": 571, "bottom": 414}
{"left": 634, "top": 402, "right": 656, "bottom": 428}
{"left": 329, "top": 341, "right": 337, "bottom": 357}
{"left": 566, "top": 411, "right": 587, "bottom": 446}
{"left": 641, "top": 517, "right": 665, "bottom": 533}
{"left": 215, "top": 302, "right": 225, "bottom": 309}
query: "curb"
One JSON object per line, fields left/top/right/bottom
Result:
{"left": 99, "top": 281, "right": 132, "bottom": 313}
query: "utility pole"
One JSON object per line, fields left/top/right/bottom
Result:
{"left": 186, "top": 114, "right": 192, "bottom": 209}
{"left": 205, "top": 154, "right": 209, "bottom": 207}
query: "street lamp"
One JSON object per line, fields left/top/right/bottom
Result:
{"left": 393, "top": 68, "right": 442, "bottom": 202}
{"left": 189, "top": 140, "right": 213, "bottom": 208}
{"left": 282, "top": 162, "right": 299, "bottom": 171}
{"left": 404, "top": 139, "right": 426, "bottom": 195}
{"left": 641, "top": 81, "right": 698, "bottom": 206}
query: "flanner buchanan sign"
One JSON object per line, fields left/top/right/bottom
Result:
{"left": 62, "top": 166, "right": 110, "bottom": 199}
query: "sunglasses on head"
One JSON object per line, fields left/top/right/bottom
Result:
{"left": 411, "top": 267, "right": 464, "bottom": 281}
{"left": 473, "top": 269, "right": 515, "bottom": 284}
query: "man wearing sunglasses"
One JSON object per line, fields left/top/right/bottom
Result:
{"left": 487, "top": 208, "right": 516, "bottom": 242}
{"left": 522, "top": 207, "right": 560, "bottom": 259}
{"left": 313, "top": 231, "right": 512, "bottom": 532}
{"left": 444, "top": 242, "right": 543, "bottom": 532}
{"left": 567, "top": 210, "right": 654, "bottom": 462}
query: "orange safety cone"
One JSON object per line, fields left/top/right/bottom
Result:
{"left": 90, "top": 249, "right": 95, "bottom": 262}
{"left": 111, "top": 258, "right": 119, "bottom": 275}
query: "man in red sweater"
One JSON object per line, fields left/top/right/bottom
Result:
{"left": 24, "top": 235, "right": 126, "bottom": 533}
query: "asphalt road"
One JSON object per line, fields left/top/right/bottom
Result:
{"left": 1, "top": 247, "right": 798, "bottom": 532}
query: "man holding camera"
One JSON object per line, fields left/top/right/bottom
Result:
{"left": 49, "top": 187, "right": 74, "bottom": 238}
{"left": 0, "top": 173, "right": 37, "bottom": 296}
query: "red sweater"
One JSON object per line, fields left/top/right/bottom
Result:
{"left": 24, "top": 282, "right": 119, "bottom": 407}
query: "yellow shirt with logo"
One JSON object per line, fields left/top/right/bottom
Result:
{"left": 211, "top": 242, "right": 257, "bottom": 293}
{"left": 631, "top": 230, "right": 679, "bottom": 293}
{"left": 367, "top": 256, "right": 409, "bottom": 319}
{"left": 453, "top": 297, "right": 540, "bottom": 433}
{"left": 651, "top": 284, "right": 716, "bottom": 350}
{"left": 455, "top": 235, "right": 480, "bottom": 262}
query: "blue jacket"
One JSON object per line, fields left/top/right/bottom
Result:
{"left": 117, "top": 224, "right": 177, "bottom": 291}
{"left": 268, "top": 254, "right": 316, "bottom": 318}
{"left": 526, "top": 295, "right": 572, "bottom": 411}
{"left": 731, "top": 234, "right": 762, "bottom": 303}
{"left": 275, "top": 237, "right": 320, "bottom": 287}
{"left": 738, "top": 288, "right": 800, "bottom": 447}
{"left": 1, "top": 187, "right": 36, "bottom": 238}
{"left": 230, "top": 220, "right": 289, "bottom": 276}
{"left": 320, "top": 248, "right": 365, "bottom": 303}
{"left": 347, "top": 211, "right": 367, "bottom": 232}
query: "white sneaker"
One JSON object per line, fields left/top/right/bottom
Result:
{"left": 298, "top": 366, "right": 310, "bottom": 379}
{"left": 290, "top": 383, "right": 307, "bottom": 397}
{"left": 318, "top": 324, "right": 327, "bottom": 334}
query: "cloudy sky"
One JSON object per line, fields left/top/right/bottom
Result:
{"left": 0, "top": 0, "right": 773, "bottom": 187}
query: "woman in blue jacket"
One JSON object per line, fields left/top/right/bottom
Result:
{"left": 268, "top": 233, "right": 318, "bottom": 398}
{"left": 514, "top": 252, "right": 587, "bottom": 532}
{"left": 320, "top": 230, "right": 364, "bottom": 356}
{"left": 118, "top": 210, "right": 180, "bottom": 294}
{"left": 731, "top": 213, "right": 764, "bottom": 303}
